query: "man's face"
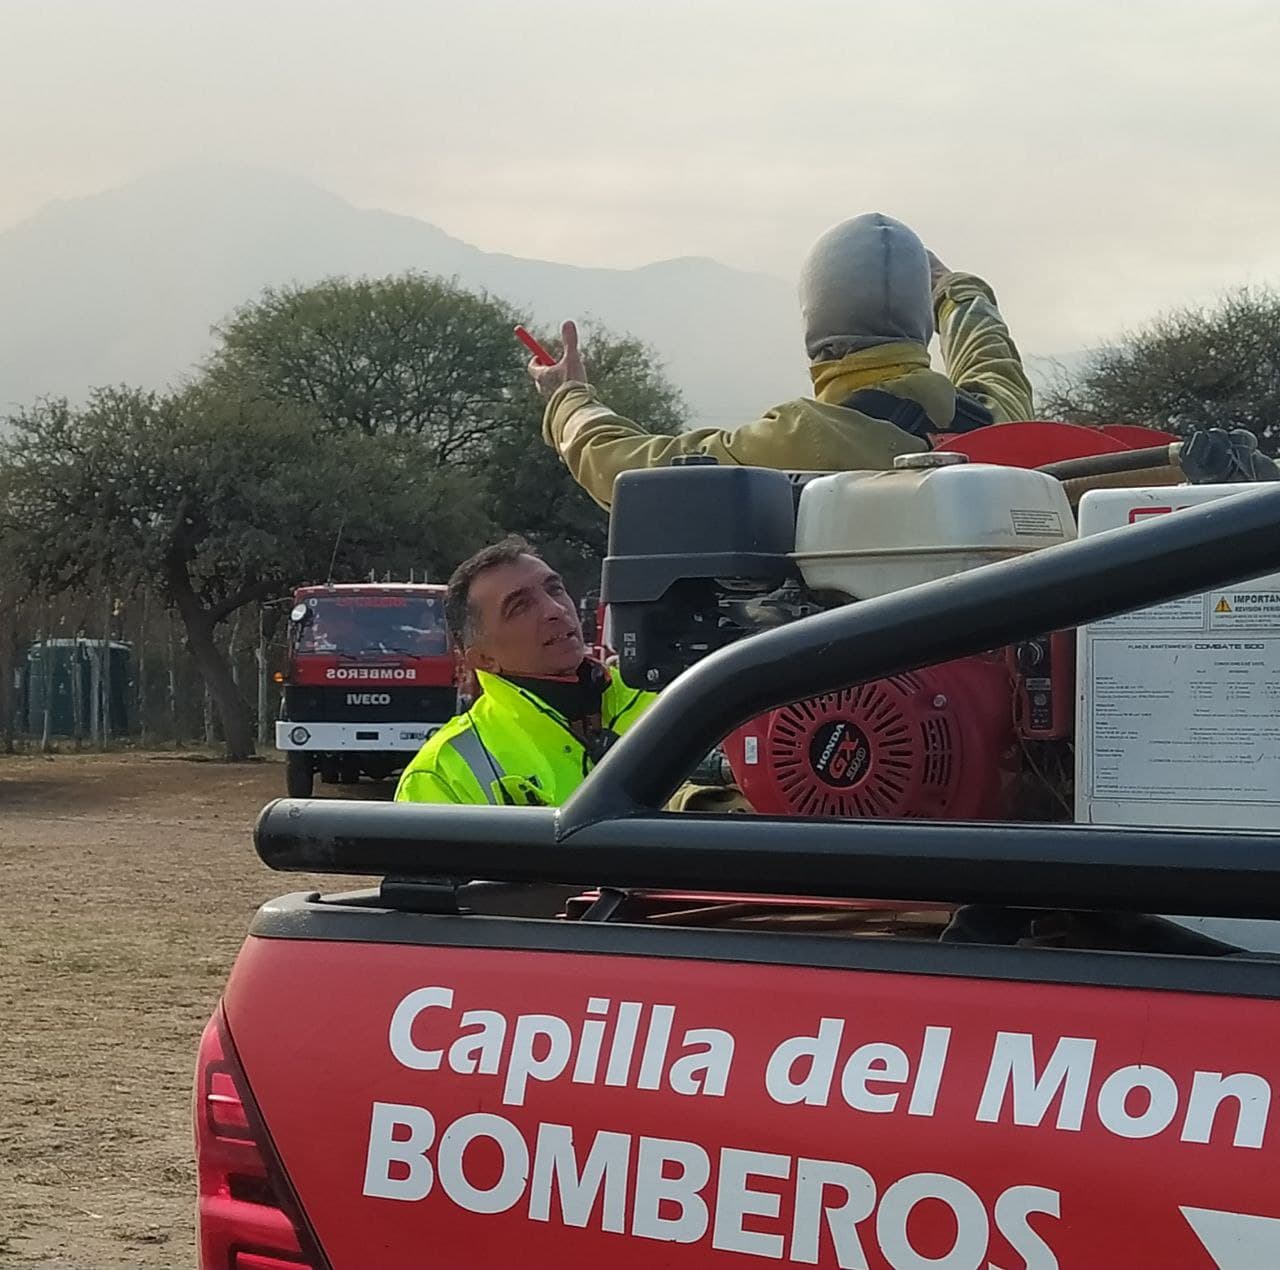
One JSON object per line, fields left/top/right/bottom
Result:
{"left": 467, "top": 554, "right": 585, "bottom": 678}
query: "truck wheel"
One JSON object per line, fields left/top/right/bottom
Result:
{"left": 286, "top": 752, "right": 314, "bottom": 798}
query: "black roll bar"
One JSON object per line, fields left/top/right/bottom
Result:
{"left": 253, "top": 799, "right": 1280, "bottom": 920}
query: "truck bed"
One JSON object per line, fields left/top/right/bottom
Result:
{"left": 218, "top": 885, "right": 1280, "bottom": 1268}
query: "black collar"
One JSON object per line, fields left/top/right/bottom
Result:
{"left": 501, "top": 659, "right": 608, "bottom": 725}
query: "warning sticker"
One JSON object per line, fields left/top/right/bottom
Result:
{"left": 1210, "top": 591, "right": 1280, "bottom": 630}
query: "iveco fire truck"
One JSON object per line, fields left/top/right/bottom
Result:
{"left": 274, "top": 583, "right": 459, "bottom": 797}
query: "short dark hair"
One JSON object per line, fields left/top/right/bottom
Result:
{"left": 445, "top": 535, "right": 540, "bottom": 645}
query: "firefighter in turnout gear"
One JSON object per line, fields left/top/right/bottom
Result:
{"left": 527, "top": 212, "right": 1034, "bottom": 510}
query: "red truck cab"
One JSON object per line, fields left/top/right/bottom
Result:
{"left": 275, "top": 583, "right": 458, "bottom": 797}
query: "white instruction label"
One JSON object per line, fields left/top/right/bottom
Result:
{"left": 1088, "top": 638, "right": 1280, "bottom": 804}
{"left": 1076, "top": 485, "right": 1280, "bottom": 829}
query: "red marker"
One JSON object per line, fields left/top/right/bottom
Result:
{"left": 514, "top": 325, "right": 556, "bottom": 366}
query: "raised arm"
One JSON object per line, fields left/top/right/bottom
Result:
{"left": 529, "top": 321, "right": 924, "bottom": 509}
{"left": 928, "top": 253, "right": 1035, "bottom": 423}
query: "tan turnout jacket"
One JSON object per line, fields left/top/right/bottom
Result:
{"left": 541, "top": 271, "right": 1034, "bottom": 510}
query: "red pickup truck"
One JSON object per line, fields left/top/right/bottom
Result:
{"left": 196, "top": 483, "right": 1280, "bottom": 1270}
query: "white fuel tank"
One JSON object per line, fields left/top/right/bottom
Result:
{"left": 792, "top": 453, "right": 1076, "bottom": 600}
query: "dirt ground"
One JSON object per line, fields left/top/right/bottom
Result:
{"left": 0, "top": 750, "right": 374, "bottom": 1270}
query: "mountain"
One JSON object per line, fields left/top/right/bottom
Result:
{"left": 0, "top": 164, "right": 804, "bottom": 427}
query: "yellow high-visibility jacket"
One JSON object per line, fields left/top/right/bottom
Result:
{"left": 394, "top": 668, "right": 653, "bottom": 806}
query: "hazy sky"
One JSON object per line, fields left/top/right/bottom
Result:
{"left": 3, "top": 0, "right": 1278, "bottom": 353}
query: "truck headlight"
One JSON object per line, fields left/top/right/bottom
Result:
{"left": 289, "top": 726, "right": 310, "bottom": 746}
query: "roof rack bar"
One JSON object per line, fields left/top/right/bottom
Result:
{"left": 254, "top": 799, "right": 1280, "bottom": 920}
{"left": 562, "top": 483, "right": 1280, "bottom": 828}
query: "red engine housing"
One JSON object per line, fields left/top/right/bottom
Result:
{"left": 723, "top": 653, "right": 1019, "bottom": 820}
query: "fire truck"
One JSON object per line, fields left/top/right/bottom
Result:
{"left": 274, "top": 583, "right": 459, "bottom": 797}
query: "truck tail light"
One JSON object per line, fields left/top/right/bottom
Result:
{"left": 194, "top": 1007, "right": 329, "bottom": 1270}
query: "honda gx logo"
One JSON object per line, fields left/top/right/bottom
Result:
{"left": 347, "top": 692, "right": 392, "bottom": 706}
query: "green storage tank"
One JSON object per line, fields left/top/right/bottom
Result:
{"left": 24, "top": 639, "right": 132, "bottom": 738}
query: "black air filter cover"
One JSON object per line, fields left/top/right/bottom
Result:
{"left": 602, "top": 464, "right": 797, "bottom": 605}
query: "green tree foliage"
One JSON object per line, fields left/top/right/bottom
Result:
{"left": 1044, "top": 287, "right": 1280, "bottom": 454}
{"left": 210, "top": 274, "right": 687, "bottom": 592}
{"left": 0, "top": 385, "right": 487, "bottom": 758}
{"left": 208, "top": 272, "right": 526, "bottom": 462}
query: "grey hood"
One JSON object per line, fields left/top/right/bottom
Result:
{"left": 799, "top": 212, "right": 934, "bottom": 362}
